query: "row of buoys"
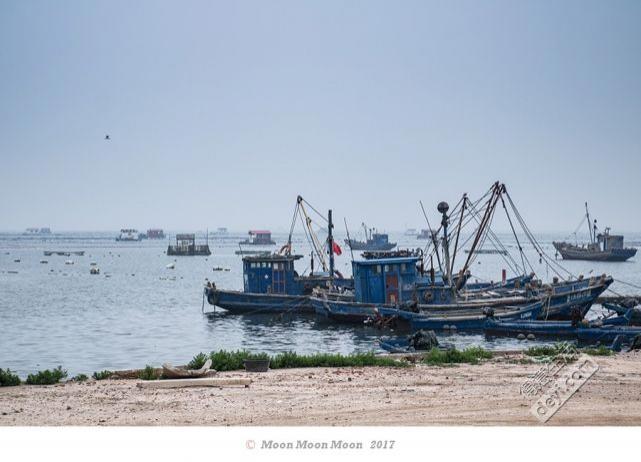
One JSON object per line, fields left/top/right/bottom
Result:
{"left": 517, "top": 333, "right": 537, "bottom": 341}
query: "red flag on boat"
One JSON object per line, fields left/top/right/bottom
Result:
{"left": 332, "top": 241, "right": 342, "bottom": 256}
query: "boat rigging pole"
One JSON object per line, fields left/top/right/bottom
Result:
{"left": 585, "top": 202, "right": 594, "bottom": 244}
{"left": 293, "top": 195, "right": 329, "bottom": 272}
{"left": 449, "top": 193, "right": 466, "bottom": 278}
{"left": 438, "top": 201, "right": 452, "bottom": 286}
{"left": 344, "top": 218, "right": 355, "bottom": 262}
{"left": 328, "top": 209, "right": 335, "bottom": 282}
{"left": 420, "top": 200, "right": 443, "bottom": 274}
{"left": 456, "top": 181, "right": 502, "bottom": 289}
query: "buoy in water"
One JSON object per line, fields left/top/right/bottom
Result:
{"left": 527, "top": 334, "right": 535, "bottom": 340}
{"left": 517, "top": 333, "right": 526, "bottom": 340}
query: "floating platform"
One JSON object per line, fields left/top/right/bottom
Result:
{"left": 167, "top": 234, "right": 211, "bottom": 256}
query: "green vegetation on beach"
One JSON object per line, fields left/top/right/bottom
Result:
{"left": 422, "top": 347, "right": 493, "bottom": 365}
{"left": 92, "top": 370, "right": 113, "bottom": 380}
{"left": 187, "top": 350, "right": 408, "bottom": 372}
{"left": 581, "top": 345, "right": 614, "bottom": 356}
{"left": 524, "top": 343, "right": 571, "bottom": 358}
{"left": 138, "top": 365, "right": 160, "bottom": 381}
{"left": 25, "top": 366, "right": 67, "bottom": 385}
{"left": 0, "top": 368, "right": 21, "bottom": 387}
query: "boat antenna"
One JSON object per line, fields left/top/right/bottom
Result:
{"left": 419, "top": 200, "right": 443, "bottom": 274}
{"left": 344, "top": 217, "right": 355, "bottom": 262}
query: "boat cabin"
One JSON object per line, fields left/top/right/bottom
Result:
{"left": 243, "top": 254, "right": 302, "bottom": 294}
{"left": 371, "top": 233, "right": 391, "bottom": 245}
{"left": 353, "top": 256, "right": 422, "bottom": 304}
{"left": 598, "top": 228, "right": 625, "bottom": 250}
{"left": 243, "top": 230, "right": 276, "bottom": 245}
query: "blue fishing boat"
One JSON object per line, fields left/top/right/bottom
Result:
{"left": 204, "top": 197, "right": 352, "bottom": 314}
{"left": 602, "top": 302, "right": 641, "bottom": 325}
{"left": 484, "top": 310, "right": 637, "bottom": 344}
{"left": 311, "top": 254, "right": 538, "bottom": 325}
{"left": 400, "top": 300, "right": 544, "bottom": 331}
{"left": 345, "top": 223, "right": 396, "bottom": 251}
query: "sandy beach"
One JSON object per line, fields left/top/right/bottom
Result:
{"left": 1, "top": 351, "right": 640, "bottom": 426}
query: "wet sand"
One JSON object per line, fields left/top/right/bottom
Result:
{"left": 1, "top": 351, "right": 640, "bottom": 426}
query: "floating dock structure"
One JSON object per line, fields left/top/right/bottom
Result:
{"left": 167, "top": 233, "right": 211, "bottom": 256}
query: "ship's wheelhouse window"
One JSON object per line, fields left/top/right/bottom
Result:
{"left": 371, "top": 265, "right": 381, "bottom": 274}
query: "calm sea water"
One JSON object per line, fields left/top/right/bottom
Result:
{"left": 1, "top": 231, "right": 640, "bottom": 377}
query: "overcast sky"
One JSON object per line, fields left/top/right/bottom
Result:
{"left": 1, "top": 0, "right": 640, "bottom": 232}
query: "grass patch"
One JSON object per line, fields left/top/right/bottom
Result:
{"left": 204, "top": 350, "right": 407, "bottom": 371}
{"left": 270, "top": 351, "right": 406, "bottom": 368}
{"left": 92, "top": 370, "right": 113, "bottom": 380}
{"left": 138, "top": 365, "right": 159, "bottom": 381}
{"left": 72, "top": 373, "right": 89, "bottom": 382}
{"left": 581, "top": 345, "right": 614, "bottom": 356}
{"left": 0, "top": 368, "right": 21, "bottom": 387}
{"left": 187, "top": 352, "right": 208, "bottom": 370}
{"left": 423, "top": 347, "right": 493, "bottom": 366}
{"left": 25, "top": 366, "right": 67, "bottom": 385}
{"left": 208, "top": 350, "right": 268, "bottom": 371}
{"left": 524, "top": 343, "right": 570, "bottom": 357}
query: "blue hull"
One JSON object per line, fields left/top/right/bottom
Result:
{"left": 537, "top": 278, "right": 612, "bottom": 320}
{"left": 310, "top": 296, "right": 406, "bottom": 323}
{"left": 485, "top": 315, "right": 640, "bottom": 345}
{"left": 405, "top": 301, "right": 543, "bottom": 331}
{"left": 205, "top": 289, "right": 312, "bottom": 314}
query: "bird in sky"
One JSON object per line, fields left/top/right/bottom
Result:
{"left": 105, "top": 134, "right": 110, "bottom": 140}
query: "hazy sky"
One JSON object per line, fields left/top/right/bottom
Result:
{"left": 1, "top": 0, "right": 640, "bottom": 232}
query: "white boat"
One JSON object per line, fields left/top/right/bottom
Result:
{"left": 116, "top": 229, "right": 140, "bottom": 242}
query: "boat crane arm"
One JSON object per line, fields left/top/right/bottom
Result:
{"left": 294, "top": 195, "right": 329, "bottom": 273}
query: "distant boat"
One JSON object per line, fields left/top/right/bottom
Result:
{"left": 211, "top": 227, "right": 228, "bottom": 236}
{"left": 116, "top": 229, "right": 141, "bottom": 242}
{"left": 345, "top": 223, "right": 396, "bottom": 251}
{"left": 404, "top": 228, "right": 418, "bottom": 237}
{"left": 146, "top": 228, "right": 165, "bottom": 239}
{"left": 24, "top": 227, "right": 51, "bottom": 235}
{"left": 417, "top": 229, "right": 431, "bottom": 240}
{"left": 553, "top": 203, "right": 637, "bottom": 262}
{"left": 240, "top": 230, "right": 276, "bottom": 246}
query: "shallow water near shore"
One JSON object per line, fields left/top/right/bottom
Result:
{"left": 1, "top": 231, "right": 640, "bottom": 377}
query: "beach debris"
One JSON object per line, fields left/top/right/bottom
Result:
{"left": 40, "top": 260, "right": 48, "bottom": 264}
{"left": 408, "top": 330, "right": 439, "bottom": 350}
{"left": 136, "top": 377, "right": 251, "bottom": 389}
{"left": 65, "top": 260, "right": 74, "bottom": 265}
{"left": 162, "top": 359, "right": 215, "bottom": 379}
{"left": 166, "top": 262, "right": 175, "bottom": 269}
{"left": 212, "top": 267, "right": 230, "bottom": 272}
{"left": 90, "top": 267, "right": 100, "bottom": 275}
{"left": 243, "top": 359, "right": 270, "bottom": 372}
{"left": 13, "top": 259, "right": 20, "bottom": 263}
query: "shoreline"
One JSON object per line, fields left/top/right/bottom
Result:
{"left": 1, "top": 351, "right": 640, "bottom": 426}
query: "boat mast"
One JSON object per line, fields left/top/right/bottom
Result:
{"left": 438, "top": 201, "right": 452, "bottom": 286}
{"left": 328, "top": 209, "right": 335, "bottom": 282}
{"left": 585, "top": 202, "right": 594, "bottom": 244}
